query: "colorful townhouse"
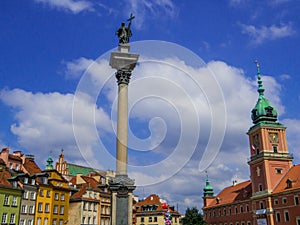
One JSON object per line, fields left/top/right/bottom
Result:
{"left": 0, "top": 159, "right": 22, "bottom": 225}
{"left": 134, "top": 194, "right": 181, "bottom": 225}
{"left": 34, "top": 157, "right": 70, "bottom": 225}
{"left": 203, "top": 64, "right": 300, "bottom": 225}
{"left": 68, "top": 173, "right": 111, "bottom": 225}
{"left": 9, "top": 173, "right": 38, "bottom": 225}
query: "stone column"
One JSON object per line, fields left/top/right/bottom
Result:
{"left": 109, "top": 44, "right": 139, "bottom": 225}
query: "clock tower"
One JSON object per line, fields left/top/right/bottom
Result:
{"left": 247, "top": 61, "right": 293, "bottom": 196}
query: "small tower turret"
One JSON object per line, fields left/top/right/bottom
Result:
{"left": 203, "top": 173, "right": 215, "bottom": 207}
{"left": 45, "top": 156, "right": 53, "bottom": 170}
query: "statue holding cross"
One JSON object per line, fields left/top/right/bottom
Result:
{"left": 116, "top": 13, "right": 135, "bottom": 44}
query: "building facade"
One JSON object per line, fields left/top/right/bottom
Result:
{"left": 134, "top": 194, "right": 181, "bottom": 225}
{"left": 0, "top": 160, "right": 22, "bottom": 225}
{"left": 9, "top": 173, "right": 38, "bottom": 225}
{"left": 203, "top": 64, "right": 300, "bottom": 225}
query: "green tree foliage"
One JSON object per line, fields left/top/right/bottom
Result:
{"left": 182, "top": 207, "right": 206, "bottom": 225}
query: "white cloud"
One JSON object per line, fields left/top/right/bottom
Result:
{"left": 282, "top": 119, "right": 300, "bottom": 160}
{"left": 0, "top": 52, "right": 291, "bottom": 212}
{"left": 0, "top": 88, "right": 112, "bottom": 168}
{"left": 240, "top": 23, "right": 295, "bottom": 44}
{"left": 126, "top": 0, "right": 177, "bottom": 29}
{"left": 280, "top": 74, "right": 291, "bottom": 80}
{"left": 34, "top": 0, "right": 94, "bottom": 14}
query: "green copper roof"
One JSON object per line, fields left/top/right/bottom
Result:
{"left": 203, "top": 174, "right": 214, "bottom": 197}
{"left": 45, "top": 156, "right": 53, "bottom": 170}
{"left": 67, "top": 163, "right": 101, "bottom": 176}
{"left": 251, "top": 61, "right": 278, "bottom": 124}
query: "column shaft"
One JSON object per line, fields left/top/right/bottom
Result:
{"left": 116, "top": 83, "right": 128, "bottom": 175}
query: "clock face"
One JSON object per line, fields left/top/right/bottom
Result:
{"left": 269, "top": 133, "right": 278, "bottom": 143}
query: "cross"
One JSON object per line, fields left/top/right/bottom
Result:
{"left": 127, "top": 13, "right": 135, "bottom": 23}
{"left": 254, "top": 59, "right": 259, "bottom": 68}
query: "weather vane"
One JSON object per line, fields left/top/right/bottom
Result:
{"left": 116, "top": 13, "right": 135, "bottom": 44}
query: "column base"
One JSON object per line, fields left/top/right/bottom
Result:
{"left": 109, "top": 175, "right": 136, "bottom": 225}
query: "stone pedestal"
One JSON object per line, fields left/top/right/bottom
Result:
{"left": 109, "top": 175, "right": 135, "bottom": 225}
{"left": 109, "top": 44, "right": 139, "bottom": 225}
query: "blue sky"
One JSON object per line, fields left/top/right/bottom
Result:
{"left": 1, "top": 0, "right": 300, "bottom": 213}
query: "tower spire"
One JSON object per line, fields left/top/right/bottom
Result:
{"left": 255, "top": 60, "right": 264, "bottom": 97}
{"left": 251, "top": 60, "right": 277, "bottom": 124}
{"left": 203, "top": 172, "right": 214, "bottom": 197}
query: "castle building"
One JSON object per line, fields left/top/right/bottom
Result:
{"left": 203, "top": 63, "right": 300, "bottom": 225}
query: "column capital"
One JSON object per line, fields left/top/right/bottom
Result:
{"left": 116, "top": 70, "right": 132, "bottom": 85}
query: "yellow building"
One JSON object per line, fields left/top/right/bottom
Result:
{"left": 35, "top": 157, "right": 70, "bottom": 225}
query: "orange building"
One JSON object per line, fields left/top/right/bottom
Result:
{"left": 203, "top": 64, "right": 300, "bottom": 225}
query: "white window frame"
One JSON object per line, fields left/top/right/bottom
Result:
{"left": 60, "top": 206, "right": 64, "bottom": 215}
{"left": 30, "top": 191, "right": 36, "bottom": 200}
{"left": 45, "top": 203, "right": 50, "bottom": 212}
{"left": 4, "top": 195, "right": 9, "bottom": 205}
{"left": 12, "top": 196, "right": 17, "bottom": 206}
{"left": 10, "top": 213, "right": 15, "bottom": 224}
{"left": 38, "top": 202, "right": 43, "bottom": 212}
{"left": 1, "top": 213, "right": 7, "bottom": 224}
{"left": 29, "top": 205, "right": 35, "bottom": 214}
{"left": 53, "top": 205, "right": 58, "bottom": 214}
{"left": 21, "top": 205, "right": 27, "bottom": 213}
{"left": 20, "top": 219, "right": 26, "bottom": 225}
{"left": 284, "top": 210, "right": 290, "bottom": 222}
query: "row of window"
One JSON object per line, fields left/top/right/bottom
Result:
{"left": 20, "top": 218, "right": 66, "bottom": 225}
{"left": 207, "top": 221, "right": 252, "bottom": 225}
{"left": 83, "top": 202, "right": 97, "bottom": 211}
{"left": 19, "top": 219, "right": 33, "bottom": 225}
{"left": 37, "top": 203, "right": 64, "bottom": 214}
{"left": 23, "top": 190, "right": 36, "bottom": 200}
{"left": 139, "top": 216, "right": 178, "bottom": 223}
{"left": 82, "top": 215, "right": 97, "bottom": 224}
{"left": 140, "top": 216, "right": 158, "bottom": 223}
{"left": 21, "top": 205, "right": 35, "bottom": 214}
{"left": 1, "top": 213, "right": 16, "bottom": 224}
{"left": 9, "top": 162, "right": 21, "bottom": 171}
{"left": 100, "top": 205, "right": 110, "bottom": 215}
{"left": 39, "top": 190, "right": 65, "bottom": 201}
{"left": 206, "top": 204, "right": 251, "bottom": 218}
{"left": 275, "top": 210, "right": 290, "bottom": 222}
{"left": 273, "top": 195, "right": 299, "bottom": 206}
{"left": 3, "top": 195, "right": 18, "bottom": 207}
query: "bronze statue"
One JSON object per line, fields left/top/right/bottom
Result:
{"left": 116, "top": 13, "right": 135, "bottom": 44}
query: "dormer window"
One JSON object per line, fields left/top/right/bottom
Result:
{"left": 276, "top": 168, "right": 282, "bottom": 174}
{"left": 43, "top": 177, "right": 48, "bottom": 185}
{"left": 13, "top": 181, "right": 18, "bottom": 188}
{"left": 265, "top": 106, "right": 273, "bottom": 116}
{"left": 24, "top": 177, "right": 28, "bottom": 184}
{"left": 286, "top": 178, "right": 293, "bottom": 189}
